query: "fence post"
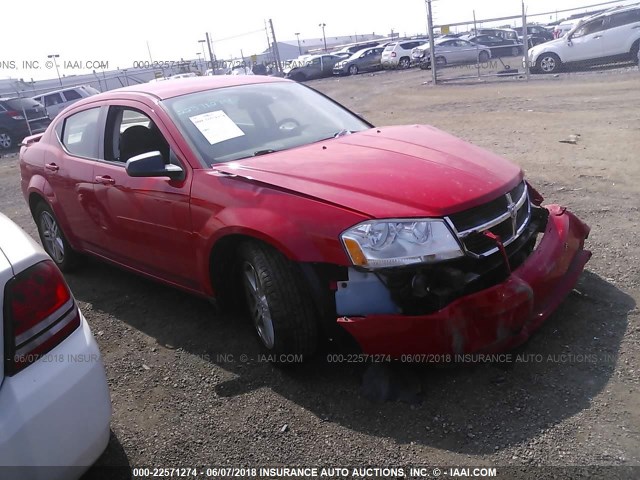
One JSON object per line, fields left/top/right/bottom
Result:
{"left": 522, "top": 2, "right": 530, "bottom": 80}
{"left": 426, "top": 0, "right": 437, "bottom": 84}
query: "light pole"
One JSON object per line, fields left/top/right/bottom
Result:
{"left": 196, "top": 52, "right": 203, "bottom": 73}
{"left": 48, "top": 54, "right": 62, "bottom": 86}
{"left": 198, "top": 39, "right": 208, "bottom": 70}
{"left": 319, "top": 23, "right": 327, "bottom": 52}
{"left": 295, "top": 32, "right": 302, "bottom": 55}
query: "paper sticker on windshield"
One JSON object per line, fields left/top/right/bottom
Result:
{"left": 189, "top": 110, "right": 245, "bottom": 145}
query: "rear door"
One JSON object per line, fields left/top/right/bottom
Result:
{"left": 600, "top": 9, "right": 640, "bottom": 57}
{"left": 91, "top": 102, "right": 196, "bottom": 288}
{"left": 51, "top": 106, "right": 105, "bottom": 248}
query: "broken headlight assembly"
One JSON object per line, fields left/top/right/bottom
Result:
{"left": 341, "top": 219, "right": 464, "bottom": 268}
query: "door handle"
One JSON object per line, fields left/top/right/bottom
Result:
{"left": 95, "top": 175, "right": 115, "bottom": 185}
{"left": 45, "top": 163, "right": 59, "bottom": 172}
{"left": 593, "top": 35, "right": 602, "bottom": 39}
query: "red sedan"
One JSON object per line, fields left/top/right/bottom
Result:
{"left": 19, "top": 76, "right": 591, "bottom": 359}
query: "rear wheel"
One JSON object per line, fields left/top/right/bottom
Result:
{"left": 0, "top": 129, "right": 13, "bottom": 150}
{"left": 478, "top": 51, "right": 490, "bottom": 63}
{"left": 239, "top": 241, "right": 318, "bottom": 359}
{"left": 511, "top": 46, "right": 520, "bottom": 57}
{"left": 348, "top": 64, "right": 359, "bottom": 75}
{"left": 34, "top": 202, "right": 81, "bottom": 272}
{"left": 398, "top": 57, "right": 410, "bottom": 69}
{"left": 631, "top": 40, "right": 640, "bottom": 64}
{"left": 537, "top": 52, "right": 562, "bottom": 74}
{"left": 435, "top": 56, "right": 447, "bottom": 67}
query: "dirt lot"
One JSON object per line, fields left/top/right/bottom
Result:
{"left": 0, "top": 68, "right": 639, "bottom": 479}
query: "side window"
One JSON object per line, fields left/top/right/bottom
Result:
{"left": 104, "top": 107, "right": 170, "bottom": 163}
{"left": 61, "top": 107, "right": 101, "bottom": 158}
{"left": 44, "top": 93, "right": 65, "bottom": 107}
{"left": 573, "top": 19, "right": 606, "bottom": 37}
{"left": 609, "top": 10, "right": 640, "bottom": 29}
{"left": 63, "top": 89, "right": 82, "bottom": 101}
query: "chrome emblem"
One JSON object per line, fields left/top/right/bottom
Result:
{"left": 506, "top": 193, "right": 517, "bottom": 236}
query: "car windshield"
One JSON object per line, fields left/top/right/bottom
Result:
{"left": 163, "top": 81, "right": 371, "bottom": 165}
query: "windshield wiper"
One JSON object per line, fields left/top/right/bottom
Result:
{"left": 253, "top": 149, "right": 278, "bottom": 156}
{"left": 333, "top": 129, "right": 353, "bottom": 138}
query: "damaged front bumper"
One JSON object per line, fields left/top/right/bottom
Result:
{"left": 337, "top": 205, "right": 591, "bottom": 356}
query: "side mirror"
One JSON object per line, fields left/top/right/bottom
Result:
{"left": 126, "top": 151, "right": 184, "bottom": 181}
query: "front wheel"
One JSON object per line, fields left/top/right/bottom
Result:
{"left": 34, "top": 202, "right": 81, "bottom": 272}
{"left": 537, "top": 53, "right": 562, "bottom": 74}
{"left": 348, "top": 64, "right": 359, "bottom": 75}
{"left": 239, "top": 241, "right": 318, "bottom": 359}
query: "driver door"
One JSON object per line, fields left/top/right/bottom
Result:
{"left": 91, "top": 102, "right": 198, "bottom": 289}
{"left": 565, "top": 18, "right": 606, "bottom": 63}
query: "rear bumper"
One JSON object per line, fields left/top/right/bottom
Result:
{"left": 0, "top": 313, "right": 111, "bottom": 480}
{"left": 338, "top": 205, "right": 591, "bottom": 356}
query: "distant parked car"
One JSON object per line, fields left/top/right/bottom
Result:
{"left": 381, "top": 40, "right": 428, "bottom": 69}
{"left": 553, "top": 20, "right": 579, "bottom": 39}
{"left": 529, "top": 5, "right": 640, "bottom": 73}
{"left": 470, "top": 28, "right": 520, "bottom": 42}
{"left": 334, "top": 42, "right": 381, "bottom": 55}
{"left": 465, "top": 34, "right": 523, "bottom": 57}
{"left": 286, "top": 54, "right": 342, "bottom": 81}
{"left": 0, "top": 213, "right": 111, "bottom": 475}
{"left": 32, "top": 85, "right": 100, "bottom": 119}
{"left": 412, "top": 38, "right": 492, "bottom": 68}
{"left": 333, "top": 47, "right": 384, "bottom": 75}
{"left": 516, "top": 25, "right": 554, "bottom": 43}
{"left": 0, "top": 97, "right": 50, "bottom": 150}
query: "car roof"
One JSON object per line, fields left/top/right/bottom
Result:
{"left": 31, "top": 85, "right": 91, "bottom": 97}
{"left": 74, "top": 75, "right": 289, "bottom": 104}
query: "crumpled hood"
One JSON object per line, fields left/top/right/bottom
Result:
{"left": 216, "top": 125, "right": 523, "bottom": 218}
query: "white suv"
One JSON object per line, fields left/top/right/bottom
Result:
{"left": 381, "top": 40, "right": 428, "bottom": 69}
{"left": 529, "top": 5, "right": 640, "bottom": 74}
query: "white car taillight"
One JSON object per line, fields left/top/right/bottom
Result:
{"left": 391, "top": 52, "right": 397, "bottom": 57}
{"left": 3, "top": 260, "right": 80, "bottom": 375}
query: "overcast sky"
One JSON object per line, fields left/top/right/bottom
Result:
{"left": 0, "top": 0, "right": 634, "bottom": 80}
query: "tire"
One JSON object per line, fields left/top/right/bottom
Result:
{"left": 34, "top": 202, "right": 81, "bottom": 272}
{"left": 291, "top": 72, "right": 306, "bottom": 82}
{"left": 0, "top": 129, "right": 13, "bottom": 150}
{"left": 478, "top": 51, "right": 490, "bottom": 63}
{"left": 631, "top": 40, "right": 640, "bottom": 64}
{"left": 239, "top": 241, "right": 318, "bottom": 359}
{"left": 435, "top": 56, "right": 447, "bottom": 67}
{"left": 398, "top": 57, "right": 410, "bottom": 69}
{"left": 512, "top": 46, "right": 520, "bottom": 57}
{"left": 537, "top": 52, "right": 562, "bottom": 74}
{"left": 348, "top": 64, "right": 359, "bottom": 75}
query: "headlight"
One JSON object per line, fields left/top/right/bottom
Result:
{"left": 341, "top": 219, "right": 464, "bottom": 268}
{"left": 335, "top": 61, "right": 345, "bottom": 68}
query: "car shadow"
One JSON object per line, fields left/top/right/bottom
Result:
{"left": 67, "top": 259, "right": 633, "bottom": 456}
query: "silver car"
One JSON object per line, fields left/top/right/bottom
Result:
{"left": 32, "top": 85, "right": 100, "bottom": 119}
{"left": 412, "top": 38, "right": 492, "bottom": 68}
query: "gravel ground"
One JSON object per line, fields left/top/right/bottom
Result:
{"left": 0, "top": 66, "right": 638, "bottom": 479}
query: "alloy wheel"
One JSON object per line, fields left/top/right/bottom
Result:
{"left": 40, "top": 211, "right": 65, "bottom": 263}
{"left": 242, "top": 261, "right": 275, "bottom": 349}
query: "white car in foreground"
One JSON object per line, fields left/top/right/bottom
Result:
{"left": 0, "top": 213, "right": 111, "bottom": 479}
{"left": 530, "top": 5, "right": 640, "bottom": 73}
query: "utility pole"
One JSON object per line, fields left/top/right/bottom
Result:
{"left": 522, "top": 1, "right": 530, "bottom": 80}
{"left": 205, "top": 32, "right": 216, "bottom": 74}
{"left": 319, "top": 23, "right": 327, "bottom": 52}
{"left": 295, "top": 33, "right": 302, "bottom": 55}
{"left": 425, "top": 0, "right": 437, "bottom": 85}
{"left": 268, "top": 19, "right": 282, "bottom": 73}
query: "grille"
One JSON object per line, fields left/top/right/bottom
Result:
{"left": 447, "top": 181, "right": 531, "bottom": 257}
